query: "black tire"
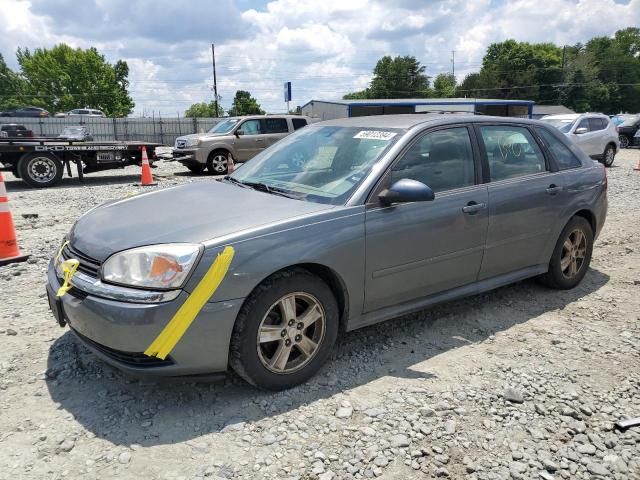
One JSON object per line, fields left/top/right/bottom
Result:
{"left": 602, "top": 144, "right": 616, "bottom": 167}
{"left": 619, "top": 135, "right": 630, "bottom": 149}
{"left": 206, "top": 150, "right": 230, "bottom": 175}
{"left": 229, "top": 268, "right": 339, "bottom": 390}
{"left": 18, "top": 152, "right": 64, "bottom": 188}
{"left": 538, "top": 216, "right": 593, "bottom": 290}
{"left": 185, "top": 163, "right": 205, "bottom": 174}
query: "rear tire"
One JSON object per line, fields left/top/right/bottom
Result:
{"left": 207, "top": 150, "right": 229, "bottom": 175}
{"left": 18, "top": 153, "right": 63, "bottom": 188}
{"left": 538, "top": 216, "right": 593, "bottom": 290}
{"left": 229, "top": 268, "right": 339, "bottom": 390}
{"left": 603, "top": 144, "right": 615, "bottom": 167}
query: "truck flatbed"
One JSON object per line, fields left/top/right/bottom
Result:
{"left": 0, "top": 137, "right": 161, "bottom": 188}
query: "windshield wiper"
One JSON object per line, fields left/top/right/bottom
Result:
{"left": 222, "top": 176, "right": 252, "bottom": 189}
{"left": 242, "top": 181, "right": 303, "bottom": 200}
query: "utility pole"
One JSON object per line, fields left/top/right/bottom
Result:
{"left": 211, "top": 44, "right": 219, "bottom": 117}
{"left": 559, "top": 45, "right": 566, "bottom": 105}
{"left": 451, "top": 50, "right": 455, "bottom": 78}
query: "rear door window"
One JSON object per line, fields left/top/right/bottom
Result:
{"left": 292, "top": 118, "right": 308, "bottom": 130}
{"left": 588, "top": 118, "right": 605, "bottom": 131}
{"left": 536, "top": 127, "right": 582, "bottom": 170}
{"left": 479, "top": 125, "right": 547, "bottom": 181}
{"left": 265, "top": 118, "right": 288, "bottom": 134}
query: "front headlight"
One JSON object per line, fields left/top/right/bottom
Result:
{"left": 186, "top": 137, "right": 201, "bottom": 147}
{"left": 102, "top": 244, "right": 202, "bottom": 290}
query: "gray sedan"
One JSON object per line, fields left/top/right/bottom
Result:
{"left": 46, "top": 114, "right": 607, "bottom": 390}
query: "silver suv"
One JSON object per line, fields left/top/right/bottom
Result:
{"left": 172, "top": 115, "right": 312, "bottom": 174}
{"left": 541, "top": 113, "right": 619, "bottom": 166}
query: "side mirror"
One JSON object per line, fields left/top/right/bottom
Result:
{"left": 378, "top": 179, "right": 435, "bottom": 207}
{"left": 574, "top": 127, "right": 588, "bottom": 135}
{"left": 235, "top": 129, "right": 245, "bottom": 137}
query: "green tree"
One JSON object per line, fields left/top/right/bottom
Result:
{"left": 184, "top": 100, "right": 224, "bottom": 117}
{"left": 15, "top": 44, "right": 134, "bottom": 116}
{"left": 433, "top": 73, "right": 456, "bottom": 97}
{"left": 0, "top": 53, "right": 26, "bottom": 111}
{"left": 227, "top": 90, "right": 264, "bottom": 116}
{"left": 343, "top": 55, "right": 431, "bottom": 99}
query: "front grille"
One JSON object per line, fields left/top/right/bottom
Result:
{"left": 62, "top": 243, "right": 101, "bottom": 278}
{"left": 72, "top": 329, "right": 174, "bottom": 368}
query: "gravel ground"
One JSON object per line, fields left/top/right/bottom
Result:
{"left": 1, "top": 151, "right": 639, "bottom": 480}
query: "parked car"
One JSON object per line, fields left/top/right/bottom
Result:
{"left": 0, "top": 106, "right": 49, "bottom": 118}
{"left": 540, "top": 113, "right": 619, "bottom": 166}
{"left": 47, "top": 114, "right": 607, "bottom": 390}
{"left": 54, "top": 109, "right": 106, "bottom": 118}
{"left": 172, "top": 114, "right": 312, "bottom": 174}
{"left": 610, "top": 113, "right": 635, "bottom": 126}
{"left": 57, "top": 126, "right": 93, "bottom": 141}
{"left": 615, "top": 114, "right": 640, "bottom": 149}
{"left": 0, "top": 124, "right": 35, "bottom": 138}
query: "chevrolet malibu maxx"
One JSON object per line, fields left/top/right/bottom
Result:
{"left": 46, "top": 115, "right": 607, "bottom": 390}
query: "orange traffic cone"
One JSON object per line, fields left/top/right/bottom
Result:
{"left": 137, "top": 146, "right": 157, "bottom": 186}
{"left": 227, "top": 154, "right": 235, "bottom": 174}
{"left": 0, "top": 172, "right": 29, "bottom": 266}
{"left": 635, "top": 156, "right": 640, "bottom": 171}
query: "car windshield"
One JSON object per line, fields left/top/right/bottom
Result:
{"left": 209, "top": 119, "right": 240, "bottom": 134}
{"left": 541, "top": 118, "right": 576, "bottom": 133}
{"left": 620, "top": 116, "right": 640, "bottom": 127}
{"left": 229, "top": 125, "right": 404, "bottom": 205}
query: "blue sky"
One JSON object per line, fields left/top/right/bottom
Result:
{"left": 0, "top": 0, "right": 638, "bottom": 116}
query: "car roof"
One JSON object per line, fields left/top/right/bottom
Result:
{"left": 223, "top": 115, "right": 311, "bottom": 120}
{"left": 313, "top": 113, "right": 547, "bottom": 129}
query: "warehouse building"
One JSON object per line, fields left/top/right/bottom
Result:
{"left": 300, "top": 98, "right": 535, "bottom": 120}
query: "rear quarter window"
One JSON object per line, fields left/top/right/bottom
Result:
{"left": 292, "top": 118, "right": 308, "bottom": 130}
{"left": 536, "top": 127, "right": 582, "bottom": 170}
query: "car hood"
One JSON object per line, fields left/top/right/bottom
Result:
{"left": 69, "top": 181, "right": 333, "bottom": 262}
{"left": 176, "top": 133, "right": 231, "bottom": 142}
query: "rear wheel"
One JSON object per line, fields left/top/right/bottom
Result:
{"left": 207, "top": 150, "right": 229, "bottom": 175}
{"left": 18, "top": 153, "right": 63, "bottom": 188}
{"left": 229, "top": 269, "right": 339, "bottom": 390}
{"left": 538, "top": 216, "right": 593, "bottom": 290}
{"left": 619, "top": 135, "right": 630, "bottom": 149}
{"left": 603, "top": 144, "right": 615, "bottom": 167}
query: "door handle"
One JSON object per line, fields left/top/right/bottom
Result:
{"left": 546, "top": 184, "right": 562, "bottom": 195}
{"left": 255, "top": 138, "right": 265, "bottom": 142}
{"left": 462, "top": 201, "right": 486, "bottom": 214}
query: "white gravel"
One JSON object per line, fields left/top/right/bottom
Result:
{"left": 1, "top": 151, "right": 639, "bottom": 480}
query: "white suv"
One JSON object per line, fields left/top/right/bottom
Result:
{"left": 541, "top": 113, "right": 619, "bottom": 166}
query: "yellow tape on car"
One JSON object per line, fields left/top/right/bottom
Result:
{"left": 144, "top": 246, "right": 235, "bottom": 360}
{"left": 57, "top": 259, "right": 79, "bottom": 297}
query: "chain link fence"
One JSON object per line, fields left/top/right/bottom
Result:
{"left": 0, "top": 117, "right": 222, "bottom": 145}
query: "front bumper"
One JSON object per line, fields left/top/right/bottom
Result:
{"left": 46, "top": 260, "right": 244, "bottom": 376}
{"left": 172, "top": 148, "right": 207, "bottom": 165}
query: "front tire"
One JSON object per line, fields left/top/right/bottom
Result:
{"left": 538, "top": 216, "right": 593, "bottom": 290}
{"left": 18, "top": 153, "right": 63, "bottom": 188}
{"left": 603, "top": 144, "right": 615, "bottom": 167}
{"left": 207, "top": 150, "right": 230, "bottom": 175}
{"left": 229, "top": 269, "right": 339, "bottom": 390}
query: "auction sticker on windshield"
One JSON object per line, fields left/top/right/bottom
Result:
{"left": 353, "top": 131, "right": 397, "bottom": 140}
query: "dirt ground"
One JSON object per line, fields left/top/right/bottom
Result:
{"left": 0, "top": 150, "right": 639, "bottom": 480}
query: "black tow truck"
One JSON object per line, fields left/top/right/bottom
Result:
{"left": 0, "top": 136, "right": 160, "bottom": 187}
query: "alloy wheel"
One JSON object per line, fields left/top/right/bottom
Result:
{"left": 619, "top": 135, "right": 629, "bottom": 149}
{"left": 210, "top": 154, "right": 228, "bottom": 173}
{"left": 560, "top": 229, "right": 587, "bottom": 279}
{"left": 256, "top": 292, "right": 326, "bottom": 374}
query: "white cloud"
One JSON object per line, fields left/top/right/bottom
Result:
{"left": 0, "top": 0, "right": 639, "bottom": 115}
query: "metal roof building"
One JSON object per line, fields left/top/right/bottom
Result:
{"left": 531, "top": 104, "right": 576, "bottom": 119}
{"left": 300, "top": 98, "right": 535, "bottom": 120}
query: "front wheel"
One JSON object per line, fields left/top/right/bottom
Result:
{"left": 603, "top": 144, "right": 615, "bottom": 167}
{"left": 18, "top": 153, "right": 64, "bottom": 188}
{"left": 538, "top": 216, "right": 593, "bottom": 290}
{"left": 229, "top": 269, "right": 339, "bottom": 390}
{"left": 207, "top": 150, "right": 230, "bottom": 175}
{"left": 619, "top": 135, "right": 630, "bottom": 149}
